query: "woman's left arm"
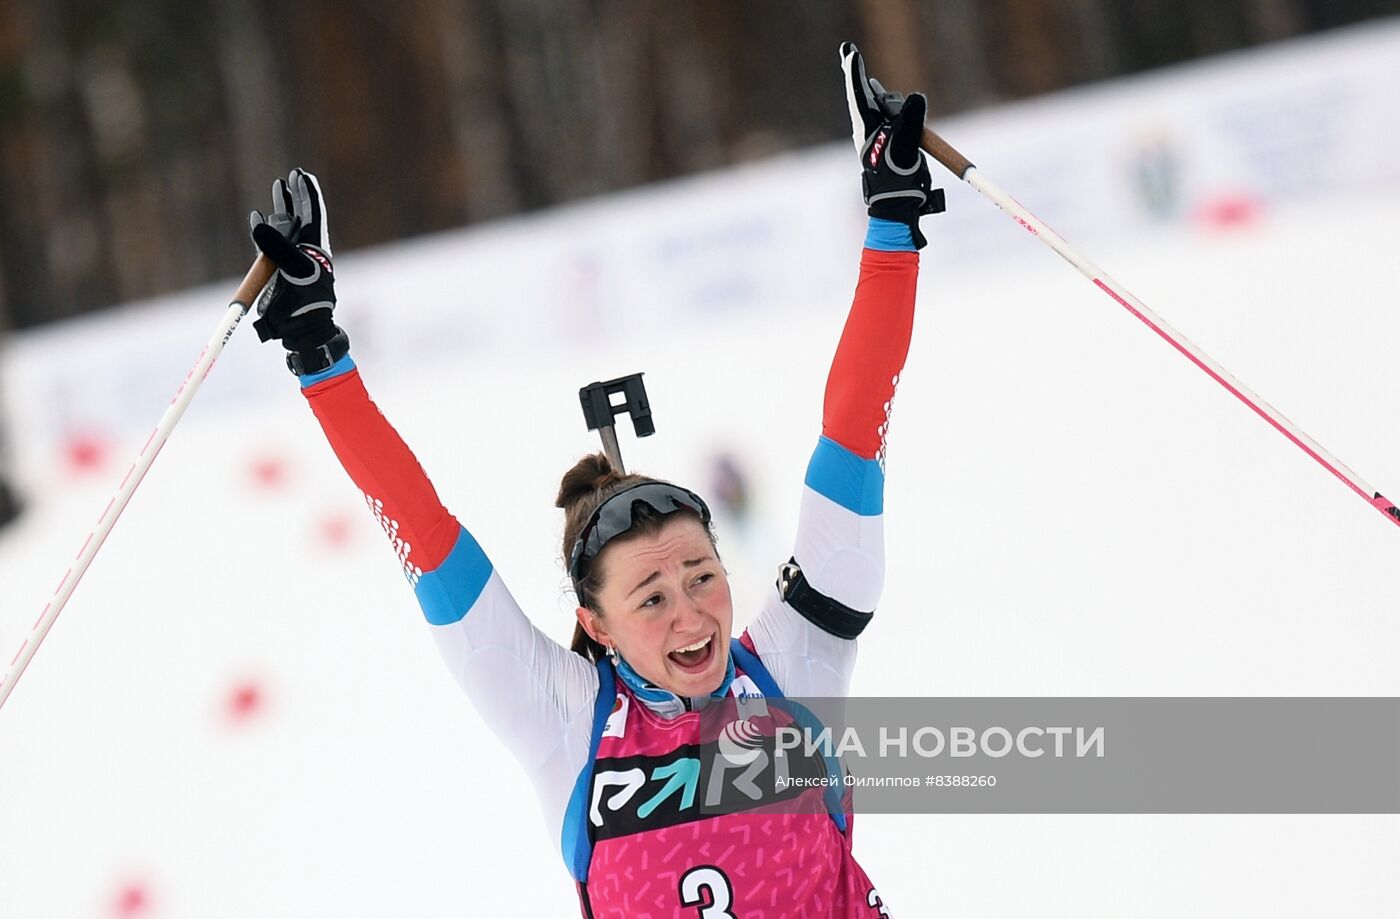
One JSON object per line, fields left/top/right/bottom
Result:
{"left": 743, "top": 223, "right": 919, "bottom": 695}
{"left": 744, "top": 43, "right": 937, "bottom": 696}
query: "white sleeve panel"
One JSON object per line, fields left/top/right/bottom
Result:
{"left": 747, "top": 587, "right": 859, "bottom": 697}
{"left": 427, "top": 570, "right": 599, "bottom": 836}
{"left": 746, "top": 484, "right": 884, "bottom": 697}
{"left": 793, "top": 485, "right": 885, "bottom": 612}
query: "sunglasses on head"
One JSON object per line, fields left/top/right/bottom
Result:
{"left": 569, "top": 482, "right": 713, "bottom": 598}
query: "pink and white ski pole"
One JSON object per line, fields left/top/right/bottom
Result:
{"left": 920, "top": 126, "right": 1399, "bottom": 529}
{"left": 0, "top": 255, "right": 277, "bottom": 711}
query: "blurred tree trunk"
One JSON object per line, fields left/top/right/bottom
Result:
{"left": 923, "top": 0, "right": 995, "bottom": 112}
{"left": 0, "top": 0, "right": 24, "bottom": 331}
{"left": 0, "top": 0, "right": 114, "bottom": 326}
{"left": 593, "top": 3, "right": 659, "bottom": 187}
{"left": 1245, "top": 0, "right": 1305, "bottom": 39}
{"left": 216, "top": 0, "right": 289, "bottom": 231}
{"left": 987, "top": 0, "right": 1074, "bottom": 98}
{"left": 278, "top": 0, "right": 466, "bottom": 247}
{"left": 1061, "top": 0, "right": 1122, "bottom": 82}
{"left": 855, "top": 0, "right": 927, "bottom": 94}
{"left": 432, "top": 0, "right": 521, "bottom": 220}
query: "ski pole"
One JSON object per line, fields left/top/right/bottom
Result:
{"left": 0, "top": 254, "right": 277, "bottom": 711}
{"left": 919, "top": 126, "right": 1399, "bottom": 529}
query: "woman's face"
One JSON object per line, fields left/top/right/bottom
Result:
{"left": 577, "top": 515, "right": 733, "bottom": 697}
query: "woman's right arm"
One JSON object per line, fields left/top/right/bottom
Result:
{"left": 300, "top": 361, "right": 598, "bottom": 815}
{"left": 249, "top": 170, "right": 597, "bottom": 831}
{"left": 301, "top": 359, "right": 598, "bottom": 717}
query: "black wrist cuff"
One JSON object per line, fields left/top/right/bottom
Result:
{"left": 286, "top": 327, "right": 350, "bottom": 376}
{"left": 776, "top": 557, "right": 874, "bottom": 639}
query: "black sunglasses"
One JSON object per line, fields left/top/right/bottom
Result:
{"left": 569, "top": 482, "right": 713, "bottom": 597}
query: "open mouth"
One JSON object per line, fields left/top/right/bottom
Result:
{"left": 667, "top": 634, "right": 716, "bottom": 673}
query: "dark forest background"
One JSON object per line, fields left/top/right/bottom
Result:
{"left": 0, "top": 0, "right": 1396, "bottom": 330}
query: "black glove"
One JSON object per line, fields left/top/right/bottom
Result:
{"left": 840, "top": 42, "right": 945, "bottom": 248}
{"left": 248, "top": 168, "right": 348, "bottom": 375}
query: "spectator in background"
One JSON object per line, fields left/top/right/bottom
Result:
{"left": 0, "top": 468, "right": 18, "bottom": 531}
{"left": 0, "top": 423, "right": 18, "bottom": 528}
{"left": 0, "top": 294, "right": 21, "bottom": 531}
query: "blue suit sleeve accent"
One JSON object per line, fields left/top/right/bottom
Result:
{"left": 863, "top": 217, "right": 916, "bottom": 252}
{"left": 298, "top": 354, "right": 357, "bottom": 388}
{"left": 804, "top": 436, "right": 885, "bottom": 516}
{"left": 562, "top": 659, "right": 616, "bottom": 882}
{"left": 414, "top": 525, "right": 495, "bottom": 625}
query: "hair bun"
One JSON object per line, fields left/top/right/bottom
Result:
{"left": 555, "top": 452, "right": 623, "bottom": 511}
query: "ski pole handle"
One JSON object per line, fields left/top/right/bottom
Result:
{"left": 234, "top": 254, "right": 277, "bottom": 310}
{"left": 0, "top": 254, "right": 276, "bottom": 712}
{"left": 920, "top": 126, "right": 975, "bottom": 179}
{"left": 917, "top": 125, "right": 1400, "bottom": 529}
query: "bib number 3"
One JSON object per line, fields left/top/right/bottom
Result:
{"left": 679, "top": 865, "right": 738, "bottom": 919}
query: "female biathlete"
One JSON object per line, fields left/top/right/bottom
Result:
{"left": 248, "top": 45, "right": 939, "bottom": 918}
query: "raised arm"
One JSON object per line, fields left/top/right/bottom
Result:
{"left": 248, "top": 170, "right": 598, "bottom": 831}
{"left": 746, "top": 45, "right": 940, "bottom": 695}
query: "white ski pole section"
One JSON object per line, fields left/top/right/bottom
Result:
{"left": 0, "top": 256, "right": 276, "bottom": 711}
{"left": 919, "top": 126, "right": 1398, "bottom": 529}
